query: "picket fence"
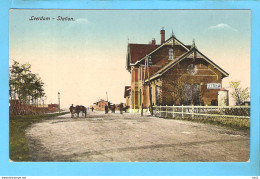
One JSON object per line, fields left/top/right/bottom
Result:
{"left": 152, "top": 105, "right": 250, "bottom": 119}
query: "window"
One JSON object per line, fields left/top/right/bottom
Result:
{"left": 187, "top": 64, "right": 198, "bottom": 75}
{"left": 184, "top": 83, "right": 201, "bottom": 105}
{"left": 169, "top": 48, "right": 174, "bottom": 60}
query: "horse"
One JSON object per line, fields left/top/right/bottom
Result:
{"left": 69, "top": 105, "right": 87, "bottom": 118}
{"left": 75, "top": 105, "right": 87, "bottom": 118}
{"left": 108, "top": 103, "right": 116, "bottom": 113}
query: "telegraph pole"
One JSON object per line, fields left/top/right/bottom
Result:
{"left": 143, "top": 56, "right": 153, "bottom": 116}
{"left": 58, "top": 92, "right": 60, "bottom": 113}
{"left": 141, "top": 57, "right": 147, "bottom": 117}
{"left": 148, "top": 56, "right": 153, "bottom": 116}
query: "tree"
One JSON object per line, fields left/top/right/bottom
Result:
{"left": 229, "top": 81, "right": 250, "bottom": 105}
{"left": 162, "top": 74, "right": 207, "bottom": 106}
{"left": 162, "top": 75, "right": 187, "bottom": 105}
{"left": 9, "top": 60, "right": 46, "bottom": 106}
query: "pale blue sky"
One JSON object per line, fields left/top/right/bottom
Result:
{"left": 9, "top": 10, "right": 250, "bottom": 107}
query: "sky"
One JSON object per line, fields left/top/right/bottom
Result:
{"left": 9, "top": 10, "right": 250, "bottom": 108}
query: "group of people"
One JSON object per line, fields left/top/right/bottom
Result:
{"left": 105, "top": 103, "right": 124, "bottom": 114}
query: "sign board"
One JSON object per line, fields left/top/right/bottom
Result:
{"left": 207, "top": 83, "right": 221, "bottom": 89}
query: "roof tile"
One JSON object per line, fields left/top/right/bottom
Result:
{"left": 129, "top": 44, "right": 160, "bottom": 64}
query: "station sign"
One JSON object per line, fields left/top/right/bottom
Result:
{"left": 207, "top": 83, "right": 221, "bottom": 89}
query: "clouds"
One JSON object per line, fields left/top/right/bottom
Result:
{"left": 207, "top": 23, "right": 238, "bottom": 32}
{"left": 67, "top": 18, "right": 89, "bottom": 29}
{"left": 75, "top": 18, "right": 89, "bottom": 24}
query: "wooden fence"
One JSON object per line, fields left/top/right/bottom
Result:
{"left": 152, "top": 105, "right": 250, "bottom": 119}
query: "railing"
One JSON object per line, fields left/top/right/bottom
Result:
{"left": 153, "top": 105, "right": 250, "bottom": 119}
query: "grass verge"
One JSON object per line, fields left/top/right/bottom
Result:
{"left": 163, "top": 114, "right": 250, "bottom": 132}
{"left": 9, "top": 112, "right": 69, "bottom": 161}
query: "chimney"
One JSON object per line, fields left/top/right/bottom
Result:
{"left": 151, "top": 38, "right": 156, "bottom": 45}
{"left": 160, "top": 27, "right": 165, "bottom": 44}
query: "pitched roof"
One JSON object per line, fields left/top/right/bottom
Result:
{"left": 147, "top": 46, "right": 229, "bottom": 82}
{"left": 133, "top": 35, "right": 190, "bottom": 66}
{"left": 128, "top": 44, "right": 160, "bottom": 64}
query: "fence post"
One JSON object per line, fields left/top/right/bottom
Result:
{"left": 173, "top": 105, "right": 175, "bottom": 119}
{"left": 192, "top": 105, "right": 194, "bottom": 120}
{"left": 160, "top": 105, "right": 162, "bottom": 117}
{"left": 181, "top": 104, "right": 184, "bottom": 119}
{"left": 166, "top": 105, "right": 168, "bottom": 118}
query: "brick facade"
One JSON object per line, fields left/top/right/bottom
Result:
{"left": 126, "top": 29, "right": 228, "bottom": 111}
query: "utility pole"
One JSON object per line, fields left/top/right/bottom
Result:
{"left": 141, "top": 57, "right": 147, "bottom": 116}
{"left": 148, "top": 56, "right": 153, "bottom": 116}
{"left": 141, "top": 56, "right": 153, "bottom": 116}
{"left": 141, "top": 64, "right": 144, "bottom": 116}
{"left": 58, "top": 92, "right": 60, "bottom": 113}
{"left": 144, "top": 56, "right": 153, "bottom": 116}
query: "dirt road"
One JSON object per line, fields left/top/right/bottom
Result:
{"left": 25, "top": 111, "right": 250, "bottom": 162}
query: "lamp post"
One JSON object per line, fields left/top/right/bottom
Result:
{"left": 58, "top": 92, "right": 60, "bottom": 113}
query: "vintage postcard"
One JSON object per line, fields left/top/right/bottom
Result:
{"left": 9, "top": 9, "right": 250, "bottom": 162}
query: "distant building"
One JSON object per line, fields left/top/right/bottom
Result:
{"left": 126, "top": 28, "right": 229, "bottom": 112}
{"left": 93, "top": 99, "right": 109, "bottom": 111}
{"left": 48, "top": 104, "right": 59, "bottom": 112}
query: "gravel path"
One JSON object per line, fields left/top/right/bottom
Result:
{"left": 25, "top": 111, "right": 250, "bottom": 162}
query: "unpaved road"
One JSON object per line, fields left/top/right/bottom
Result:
{"left": 26, "top": 111, "right": 250, "bottom": 162}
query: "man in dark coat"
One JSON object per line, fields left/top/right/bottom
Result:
{"left": 105, "top": 105, "right": 108, "bottom": 114}
{"left": 119, "top": 103, "right": 123, "bottom": 114}
{"left": 69, "top": 104, "right": 74, "bottom": 118}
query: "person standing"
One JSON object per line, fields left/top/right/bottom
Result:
{"left": 119, "top": 103, "right": 123, "bottom": 114}
{"left": 105, "top": 105, "right": 108, "bottom": 114}
{"left": 69, "top": 104, "right": 74, "bottom": 118}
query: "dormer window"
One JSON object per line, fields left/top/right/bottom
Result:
{"left": 169, "top": 48, "right": 174, "bottom": 60}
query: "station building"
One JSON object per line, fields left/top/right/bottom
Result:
{"left": 125, "top": 28, "right": 229, "bottom": 112}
